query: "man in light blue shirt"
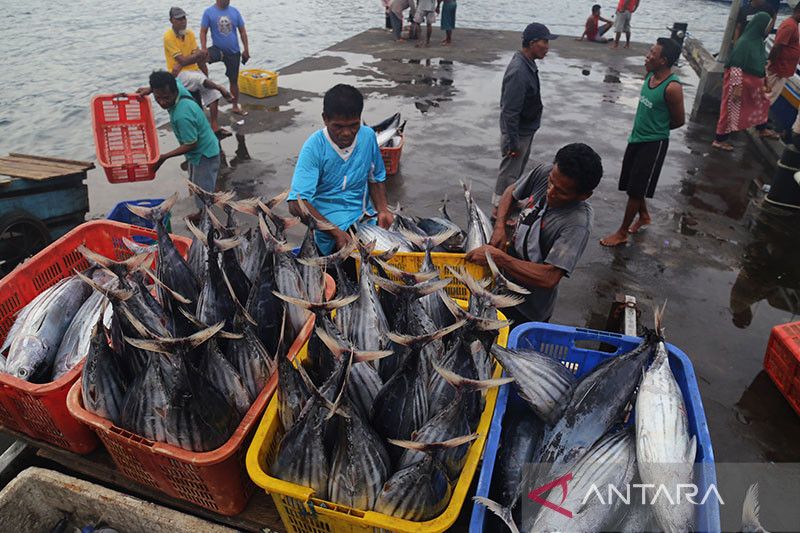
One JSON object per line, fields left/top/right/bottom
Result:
{"left": 200, "top": 0, "right": 250, "bottom": 116}
{"left": 288, "top": 84, "right": 394, "bottom": 255}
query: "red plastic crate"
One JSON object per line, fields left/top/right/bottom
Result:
{"left": 91, "top": 94, "right": 160, "bottom": 183}
{"left": 67, "top": 275, "right": 335, "bottom": 516}
{"left": 764, "top": 322, "right": 800, "bottom": 416}
{"left": 380, "top": 134, "right": 404, "bottom": 176}
{"left": 0, "top": 221, "right": 191, "bottom": 453}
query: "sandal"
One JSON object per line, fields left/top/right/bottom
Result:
{"left": 758, "top": 129, "right": 781, "bottom": 140}
{"left": 711, "top": 141, "right": 734, "bottom": 152}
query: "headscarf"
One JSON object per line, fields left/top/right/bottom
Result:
{"left": 727, "top": 11, "right": 771, "bottom": 78}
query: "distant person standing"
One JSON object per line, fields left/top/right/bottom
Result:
{"left": 493, "top": 23, "right": 557, "bottom": 208}
{"left": 200, "top": 0, "right": 250, "bottom": 116}
{"left": 163, "top": 7, "right": 232, "bottom": 135}
{"left": 733, "top": 0, "right": 777, "bottom": 46}
{"left": 761, "top": 5, "right": 800, "bottom": 136}
{"left": 600, "top": 38, "right": 685, "bottom": 247}
{"left": 579, "top": 4, "right": 614, "bottom": 44}
{"left": 388, "top": 0, "right": 416, "bottom": 42}
{"left": 712, "top": 12, "right": 772, "bottom": 152}
{"left": 438, "top": 0, "right": 457, "bottom": 45}
{"left": 415, "top": 0, "right": 437, "bottom": 48}
{"left": 612, "top": 0, "right": 639, "bottom": 49}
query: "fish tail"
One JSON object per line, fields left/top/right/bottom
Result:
{"left": 373, "top": 259, "right": 439, "bottom": 286}
{"left": 185, "top": 180, "right": 235, "bottom": 207}
{"left": 485, "top": 252, "right": 530, "bottom": 295}
{"left": 126, "top": 193, "right": 178, "bottom": 223}
{"left": 433, "top": 365, "right": 513, "bottom": 392}
{"left": 273, "top": 292, "right": 358, "bottom": 313}
{"left": 472, "top": 497, "right": 521, "bottom": 533}
{"left": 297, "top": 240, "right": 357, "bottom": 269}
{"left": 388, "top": 433, "right": 478, "bottom": 453}
{"left": 742, "top": 483, "right": 765, "bottom": 533}
{"left": 124, "top": 322, "right": 224, "bottom": 354}
{"left": 264, "top": 189, "right": 290, "bottom": 210}
{"left": 226, "top": 197, "right": 261, "bottom": 216}
{"left": 388, "top": 320, "right": 466, "bottom": 347}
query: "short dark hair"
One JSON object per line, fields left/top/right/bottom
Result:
{"left": 554, "top": 143, "right": 603, "bottom": 195}
{"left": 656, "top": 37, "right": 682, "bottom": 67}
{"left": 149, "top": 70, "right": 178, "bottom": 93}
{"left": 592, "top": 4, "right": 601, "bottom": 12}
{"left": 322, "top": 84, "right": 364, "bottom": 119}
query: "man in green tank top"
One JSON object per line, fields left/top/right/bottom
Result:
{"left": 600, "top": 38, "right": 685, "bottom": 247}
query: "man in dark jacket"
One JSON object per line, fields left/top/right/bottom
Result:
{"left": 493, "top": 22, "right": 557, "bottom": 208}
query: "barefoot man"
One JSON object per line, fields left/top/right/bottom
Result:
{"left": 600, "top": 38, "right": 684, "bottom": 247}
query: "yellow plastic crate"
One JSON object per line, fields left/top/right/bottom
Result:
{"left": 238, "top": 69, "right": 278, "bottom": 98}
{"left": 359, "top": 252, "right": 490, "bottom": 301}
{"left": 245, "top": 301, "right": 508, "bottom": 533}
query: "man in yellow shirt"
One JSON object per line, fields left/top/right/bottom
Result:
{"left": 164, "top": 7, "right": 231, "bottom": 134}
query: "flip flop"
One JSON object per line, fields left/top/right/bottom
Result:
{"left": 214, "top": 128, "right": 233, "bottom": 140}
{"left": 711, "top": 141, "right": 734, "bottom": 152}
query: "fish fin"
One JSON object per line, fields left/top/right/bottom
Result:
{"left": 213, "top": 236, "right": 242, "bottom": 252}
{"left": 742, "top": 483, "right": 765, "bottom": 533}
{"left": 475, "top": 317, "right": 513, "bottom": 332}
{"left": 257, "top": 214, "right": 293, "bottom": 254}
{"left": 120, "top": 237, "right": 158, "bottom": 256}
{"left": 77, "top": 245, "right": 113, "bottom": 268}
{"left": 226, "top": 197, "right": 261, "bottom": 216}
{"left": 439, "top": 292, "right": 468, "bottom": 319}
{"left": 472, "top": 497, "right": 521, "bottom": 533}
{"left": 653, "top": 301, "right": 668, "bottom": 338}
{"left": 125, "top": 322, "right": 225, "bottom": 354}
{"left": 264, "top": 189, "right": 290, "bottom": 210}
{"left": 325, "top": 351, "right": 354, "bottom": 420}
{"left": 126, "top": 193, "right": 178, "bottom": 223}
{"left": 314, "top": 326, "right": 392, "bottom": 363}
{"left": 177, "top": 308, "right": 242, "bottom": 339}
{"left": 185, "top": 180, "right": 235, "bottom": 206}
{"left": 294, "top": 198, "right": 337, "bottom": 231}
{"left": 485, "top": 252, "right": 531, "bottom": 295}
{"left": 374, "top": 259, "right": 439, "bottom": 284}
{"left": 273, "top": 292, "right": 358, "bottom": 313}
{"left": 388, "top": 433, "right": 478, "bottom": 453}
{"left": 78, "top": 245, "right": 152, "bottom": 277}
{"left": 75, "top": 271, "right": 133, "bottom": 302}
{"left": 439, "top": 194, "right": 452, "bottom": 220}
{"left": 433, "top": 365, "right": 513, "bottom": 391}
{"left": 139, "top": 267, "right": 192, "bottom": 305}
{"left": 185, "top": 218, "right": 208, "bottom": 246}
{"left": 449, "top": 267, "right": 525, "bottom": 308}
{"left": 296, "top": 239, "right": 357, "bottom": 268}
{"left": 388, "top": 320, "right": 466, "bottom": 347}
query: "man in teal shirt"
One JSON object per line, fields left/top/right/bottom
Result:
{"left": 288, "top": 84, "right": 393, "bottom": 255}
{"left": 141, "top": 70, "right": 220, "bottom": 211}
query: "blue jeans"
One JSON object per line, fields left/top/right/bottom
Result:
{"left": 188, "top": 154, "right": 220, "bottom": 209}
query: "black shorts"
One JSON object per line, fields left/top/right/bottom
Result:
{"left": 618, "top": 139, "right": 669, "bottom": 199}
{"left": 208, "top": 46, "right": 241, "bottom": 81}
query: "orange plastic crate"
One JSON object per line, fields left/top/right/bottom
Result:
{"left": 0, "top": 221, "right": 190, "bottom": 453}
{"left": 67, "top": 275, "right": 335, "bottom": 516}
{"left": 380, "top": 134, "right": 404, "bottom": 176}
{"left": 91, "top": 94, "right": 160, "bottom": 183}
{"left": 764, "top": 321, "right": 800, "bottom": 416}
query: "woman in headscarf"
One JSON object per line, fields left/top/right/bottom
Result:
{"left": 712, "top": 11, "right": 773, "bottom": 151}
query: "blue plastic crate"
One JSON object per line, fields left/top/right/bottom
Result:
{"left": 106, "top": 199, "right": 172, "bottom": 244}
{"left": 469, "top": 322, "right": 720, "bottom": 533}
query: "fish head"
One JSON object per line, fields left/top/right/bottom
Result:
{"left": 7, "top": 336, "right": 49, "bottom": 381}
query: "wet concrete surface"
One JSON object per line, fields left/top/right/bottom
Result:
{"left": 84, "top": 27, "right": 800, "bottom": 465}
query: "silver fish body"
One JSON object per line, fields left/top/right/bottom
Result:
{"left": 636, "top": 341, "right": 697, "bottom": 533}
{"left": 355, "top": 223, "right": 416, "bottom": 252}
{"left": 374, "top": 454, "right": 452, "bottom": 521}
{"left": 82, "top": 321, "right": 128, "bottom": 424}
{"left": 52, "top": 290, "right": 110, "bottom": 379}
{"left": 530, "top": 428, "right": 638, "bottom": 533}
{"left": 490, "top": 345, "right": 576, "bottom": 425}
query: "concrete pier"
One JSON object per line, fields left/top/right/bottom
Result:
{"left": 87, "top": 25, "right": 800, "bottom": 501}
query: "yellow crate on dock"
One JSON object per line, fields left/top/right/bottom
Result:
{"left": 245, "top": 301, "right": 508, "bottom": 533}
{"left": 238, "top": 69, "right": 278, "bottom": 98}
{"left": 362, "top": 251, "right": 490, "bottom": 301}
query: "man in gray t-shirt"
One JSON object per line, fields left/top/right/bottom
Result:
{"left": 466, "top": 143, "right": 603, "bottom": 322}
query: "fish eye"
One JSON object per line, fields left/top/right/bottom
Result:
{"left": 17, "top": 369, "right": 27, "bottom": 377}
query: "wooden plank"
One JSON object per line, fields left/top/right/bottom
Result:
{"left": 0, "top": 154, "right": 93, "bottom": 181}
{"left": 0, "top": 428, "right": 283, "bottom": 532}
{"left": 0, "top": 160, "right": 76, "bottom": 180}
{"left": 7, "top": 153, "right": 94, "bottom": 170}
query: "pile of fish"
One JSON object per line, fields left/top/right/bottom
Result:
{"left": 475, "top": 308, "right": 699, "bottom": 533}
{"left": 269, "top": 239, "right": 527, "bottom": 521}
{"left": 371, "top": 112, "right": 406, "bottom": 149}
{"left": 0, "top": 268, "right": 115, "bottom": 383}
{"left": 354, "top": 182, "right": 492, "bottom": 254}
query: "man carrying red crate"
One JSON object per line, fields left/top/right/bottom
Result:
{"left": 163, "top": 6, "right": 232, "bottom": 137}
{"left": 466, "top": 143, "right": 603, "bottom": 323}
{"left": 139, "top": 71, "right": 220, "bottom": 214}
